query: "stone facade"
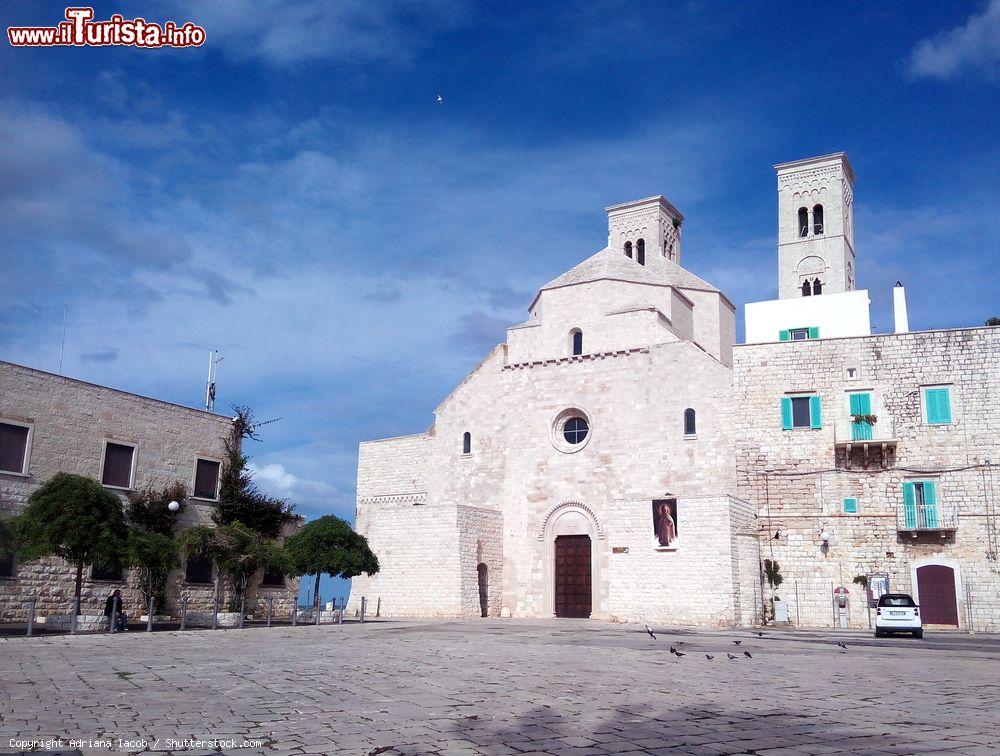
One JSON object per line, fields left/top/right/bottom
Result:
{"left": 0, "top": 361, "right": 300, "bottom": 622}
{"left": 349, "top": 153, "right": 1000, "bottom": 631}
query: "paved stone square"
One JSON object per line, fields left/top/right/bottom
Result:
{"left": 2, "top": 620, "right": 999, "bottom": 755}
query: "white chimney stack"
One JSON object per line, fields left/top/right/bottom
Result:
{"left": 893, "top": 281, "right": 909, "bottom": 333}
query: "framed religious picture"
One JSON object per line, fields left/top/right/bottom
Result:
{"left": 652, "top": 498, "right": 678, "bottom": 549}
{"left": 866, "top": 573, "right": 889, "bottom": 607}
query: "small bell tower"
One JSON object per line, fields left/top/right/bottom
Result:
{"left": 775, "top": 153, "right": 856, "bottom": 299}
{"left": 606, "top": 196, "right": 684, "bottom": 268}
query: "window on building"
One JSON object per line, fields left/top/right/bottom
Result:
{"left": 812, "top": 279, "right": 822, "bottom": 295}
{"left": 462, "top": 431, "right": 472, "bottom": 455}
{"left": 798, "top": 207, "right": 809, "bottom": 237}
{"left": 0, "top": 421, "right": 30, "bottom": 474}
{"left": 779, "top": 327, "right": 819, "bottom": 341}
{"left": 902, "top": 480, "right": 939, "bottom": 528}
{"left": 261, "top": 566, "right": 284, "bottom": 587}
{"left": 801, "top": 280, "right": 812, "bottom": 297}
{"left": 813, "top": 204, "right": 824, "bottom": 235}
{"left": 781, "top": 394, "right": 822, "bottom": 430}
{"left": 923, "top": 386, "right": 953, "bottom": 425}
{"left": 624, "top": 241, "right": 633, "bottom": 259}
{"left": 194, "top": 458, "right": 221, "bottom": 500}
{"left": 102, "top": 441, "right": 135, "bottom": 489}
{"left": 90, "top": 563, "right": 123, "bottom": 582}
{"left": 683, "top": 408, "right": 696, "bottom": 436}
{"left": 0, "top": 553, "right": 15, "bottom": 578}
{"left": 571, "top": 329, "right": 583, "bottom": 356}
{"left": 563, "top": 417, "right": 589, "bottom": 445}
{"left": 636, "top": 238, "right": 645, "bottom": 266}
{"left": 842, "top": 497, "right": 859, "bottom": 514}
{"left": 185, "top": 555, "right": 213, "bottom": 584}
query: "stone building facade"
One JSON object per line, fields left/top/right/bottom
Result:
{"left": 0, "top": 362, "right": 300, "bottom": 622}
{"left": 349, "top": 153, "right": 1000, "bottom": 631}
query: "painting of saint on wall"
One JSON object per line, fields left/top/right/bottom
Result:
{"left": 652, "top": 499, "right": 678, "bottom": 548}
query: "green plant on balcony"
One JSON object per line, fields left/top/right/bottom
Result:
{"left": 851, "top": 414, "right": 878, "bottom": 426}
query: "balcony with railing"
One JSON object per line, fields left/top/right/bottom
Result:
{"left": 896, "top": 501, "right": 959, "bottom": 535}
{"left": 834, "top": 417, "right": 898, "bottom": 469}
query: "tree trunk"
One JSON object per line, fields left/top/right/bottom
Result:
{"left": 313, "top": 573, "right": 321, "bottom": 612}
{"left": 74, "top": 561, "right": 83, "bottom": 615}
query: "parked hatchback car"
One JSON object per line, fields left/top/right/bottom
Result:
{"left": 875, "top": 593, "right": 923, "bottom": 638}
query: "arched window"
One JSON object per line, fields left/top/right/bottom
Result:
{"left": 462, "top": 431, "right": 471, "bottom": 455}
{"left": 570, "top": 329, "right": 583, "bottom": 356}
{"left": 812, "top": 279, "right": 822, "bottom": 295}
{"left": 636, "top": 238, "right": 645, "bottom": 266}
{"left": 801, "top": 279, "right": 812, "bottom": 297}
{"left": 798, "top": 207, "right": 809, "bottom": 237}
{"left": 813, "top": 204, "right": 824, "bottom": 235}
{"left": 624, "top": 241, "right": 633, "bottom": 258}
{"left": 684, "top": 408, "right": 696, "bottom": 436}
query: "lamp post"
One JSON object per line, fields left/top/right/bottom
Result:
{"left": 168, "top": 500, "right": 180, "bottom": 513}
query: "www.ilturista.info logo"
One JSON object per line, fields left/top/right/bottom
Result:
{"left": 7, "top": 7, "right": 205, "bottom": 48}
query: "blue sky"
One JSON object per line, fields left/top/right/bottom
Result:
{"left": 2, "top": 1, "right": 999, "bottom": 604}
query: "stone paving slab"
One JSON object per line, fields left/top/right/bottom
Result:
{"left": 1, "top": 620, "right": 999, "bottom": 755}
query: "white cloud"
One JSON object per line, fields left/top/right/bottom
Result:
{"left": 156, "top": 0, "right": 468, "bottom": 65}
{"left": 909, "top": 0, "right": 1000, "bottom": 79}
{"left": 249, "top": 462, "right": 299, "bottom": 492}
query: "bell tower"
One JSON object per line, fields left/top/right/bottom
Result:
{"left": 775, "top": 153, "right": 856, "bottom": 299}
{"left": 606, "top": 196, "right": 684, "bottom": 268}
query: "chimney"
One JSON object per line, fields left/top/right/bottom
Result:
{"left": 893, "top": 281, "right": 909, "bottom": 333}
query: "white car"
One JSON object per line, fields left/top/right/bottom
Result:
{"left": 874, "top": 593, "right": 923, "bottom": 638}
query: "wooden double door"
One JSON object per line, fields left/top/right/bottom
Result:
{"left": 916, "top": 565, "right": 958, "bottom": 626}
{"left": 555, "top": 535, "right": 592, "bottom": 618}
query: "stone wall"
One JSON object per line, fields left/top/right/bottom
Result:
{"left": 457, "top": 505, "right": 503, "bottom": 618}
{"left": 734, "top": 326, "right": 1000, "bottom": 630}
{"left": 0, "top": 361, "right": 300, "bottom": 621}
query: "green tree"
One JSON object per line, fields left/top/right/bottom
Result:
{"left": 128, "top": 531, "right": 180, "bottom": 610}
{"left": 125, "top": 481, "right": 187, "bottom": 536}
{"left": 284, "top": 515, "right": 379, "bottom": 613}
{"left": 213, "top": 406, "right": 295, "bottom": 538}
{"left": 987, "top": 317, "right": 1000, "bottom": 326}
{"left": 180, "top": 522, "right": 286, "bottom": 612}
{"left": 14, "top": 473, "right": 129, "bottom": 613}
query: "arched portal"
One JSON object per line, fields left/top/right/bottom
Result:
{"left": 540, "top": 502, "right": 603, "bottom": 618}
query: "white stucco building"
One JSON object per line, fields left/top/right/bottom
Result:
{"left": 349, "top": 153, "right": 1000, "bottom": 631}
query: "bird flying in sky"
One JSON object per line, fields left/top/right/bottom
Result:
{"left": 436, "top": 93, "right": 444, "bottom": 104}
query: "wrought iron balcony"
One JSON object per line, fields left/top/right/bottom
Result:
{"left": 833, "top": 418, "right": 898, "bottom": 469}
{"left": 896, "top": 502, "right": 958, "bottom": 534}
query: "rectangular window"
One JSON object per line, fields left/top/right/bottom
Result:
{"left": 923, "top": 386, "right": 953, "bottom": 425}
{"left": 0, "top": 553, "right": 15, "bottom": 578}
{"left": 194, "top": 458, "right": 221, "bottom": 500}
{"left": 0, "top": 421, "right": 30, "bottom": 474}
{"left": 842, "top": 497, "right": 858, "bottom": 514}
{"left": 779, "top": 327, "right": 820, "bottom": 341}
{"left": 102, "top": 441, "right": 135, "bottom": 489}
{"left": 902, "top": 480, "right": 939, "bottom": 528}
{"left": 781, "top": 394, "right": 822, "bottom": 430}
{"left": 261, "top": 566, "right": 285, "bottom": 587}
{"left": 849, "top": 392, "right": 873, "bottom": 441}
{"left": 185, "top": 556, "right": 213, "bottom": 584}
{"left": 90, "top": 563, "right": 123, "bottom": 581}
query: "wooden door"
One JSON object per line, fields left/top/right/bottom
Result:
{"left": 916, "top": 565, "right": 958, "bottom": 625}
{"left": 555, "top": 535, "right": 592, "bottom": 618}
{"left": 477, "top": 563, "right": 488, "bottom": 618}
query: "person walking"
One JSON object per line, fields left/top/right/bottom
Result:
{"left": 104, "top": 589, "right": 127, "bottom": 632}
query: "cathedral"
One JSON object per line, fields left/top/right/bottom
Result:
{"left": 348, "top": 153, "right": 1000, "bottom": 631}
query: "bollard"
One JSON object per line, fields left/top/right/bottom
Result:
{"left": 267, "top": 596, "right": 273, "bottom": 627}
{"left": 147, "top": 595, "right": 155, "bottom": 632}
{"left": 70, "top": 596, "right": 80, "bottom": 635}
{"left": 26, "top": 598, "right": 36, "bottom": 637}
{"left": 110, "top": 604, "right": 118, "bottom": 635}
{"left": 180, "top": 597, "right": 188, "bottom": 631}
{"left": 360, "top": 596, "right": 366, "bottom": 623}
{"left": 376, "top": 596, "right": 381, "bottom": 618}
{"left": 239, "top": 595, "right": 246, "bottom": 629}
{"left": 291, "top": 604, "right": 297, "bottom": 626}
{"left": 338, "top": 605, "right": 343, "bottom": 625}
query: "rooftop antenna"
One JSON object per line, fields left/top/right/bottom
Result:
{"left": 205, "top": 350, "right": 223, "bottom": 411}
{"left": 58, "top": 302, "right": 68, "bottom": 374}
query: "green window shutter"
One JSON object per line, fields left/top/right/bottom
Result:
{"left": 924, "top": 481, "right": 938, "bottom": 527}
{"left": 809, "top": 395, "right": 822, "bottom": 429}
{"left": 779, "top": 329, "right": 790, "bottom": 342}
{"left": 902, "top": 482, "right": 916, "bottom": 528}
{"left": 808, "top": 327, "right": 819, "bottom": 339}
{"left": 938, "top": 388, "right": 952, "bottom": 424}
{"left": 925, "top": 389, "right": 939, "bottom": 423}
{"left": 843, "top": 497, "right": 858, "bottom": 514}
{"left": 849, "top": 393, "right": 863, "bottom": 415}
{"left": 926, "top": 388, "right": 952, "bottom": 424}
{"left": 780, "top": 397, "right": 793, "bottom": 430}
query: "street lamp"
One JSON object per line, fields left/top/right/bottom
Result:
{"left": 168, "top": 500, "right": 180, "bottom": 512}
